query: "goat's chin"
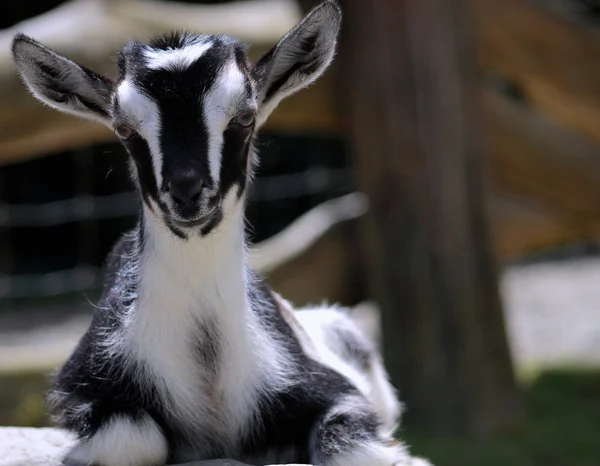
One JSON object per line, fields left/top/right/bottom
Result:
{"left": 166, "top": 205, "right": 221, "bottom": 230}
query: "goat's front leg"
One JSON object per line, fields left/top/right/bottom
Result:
{"left": 309, "top": 395, "right": 420, "bottom": 466}
{"left": 63, "top": 412, "right": 168, "bottom": 466}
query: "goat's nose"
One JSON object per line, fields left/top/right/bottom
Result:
{"left": 168, "top": 170, "right": 203, "bottom": 205}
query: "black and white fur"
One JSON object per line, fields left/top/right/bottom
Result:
{"left": 11, "top": 2, "right": 427, "bottom": 465}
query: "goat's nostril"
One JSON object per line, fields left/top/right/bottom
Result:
{"left": 168, "top": 176, "right": 203, "bottom": 206}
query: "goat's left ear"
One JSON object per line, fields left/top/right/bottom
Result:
{"left": 252, "top": 0, "right": 341, "bottom": 127}
{"left": 11, "top": 34, "right": 114, "bottom": 126}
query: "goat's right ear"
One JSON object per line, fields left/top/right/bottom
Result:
{"left": 11, "top": 34, "right": 114, "bottom": 126}
{"left": 251, "top": 0, "right": 341, "bottom": 127}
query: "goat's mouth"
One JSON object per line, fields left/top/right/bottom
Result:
{"left": 163, "top": 192, "right": 221, "bottom": 226}
{"left": 172, "top": 217, "right": 206, "bottom": 228}
{"left": 168, "top": 203, "right": 220, "bottom": 229}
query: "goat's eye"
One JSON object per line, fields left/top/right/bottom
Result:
{"left": 114, "top": 124, "right": 134, "bottom": 140}
{"left": 233, "top": 111, "right": 255, "bottom": 128}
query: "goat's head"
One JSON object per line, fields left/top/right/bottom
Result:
{"left": 11, "top": 1, "right": 341, "bottom": 237}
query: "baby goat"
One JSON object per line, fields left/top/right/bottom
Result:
{"left": 12, "top": 2, "right": 427, "bottom": 465}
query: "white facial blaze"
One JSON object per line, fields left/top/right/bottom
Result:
{"left": 143, "top": 41, "right": 213, "bottom": 71}
{"left": 116, "top": 79, "right": 164, "bottom": 189}
{"left": 202, "top": 60, "right": 248, "bottom": 185}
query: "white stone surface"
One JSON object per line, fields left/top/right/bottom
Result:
{"left": 0, "top": 427, "right": 311, "bottom": 466}
{"left": 0, "top": 427, "right": 75, "bottom": 466}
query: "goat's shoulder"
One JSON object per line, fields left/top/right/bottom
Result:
{"left": 239, "top": 289, "right": 380, "bottom": 463}
{"left": 246, "top": 269, "right": 376, "bottom": 376}
{"left": 293, "top": 304, "right": 402, "bottom": 434}
{"left": 47, "top": 319, "right": 148, "bottom": 438}
{"left": 263, "top": 297, "right": 402, "bottom": 433}
{"left": 48, "top": 229, "right": 144, "bottom": 431}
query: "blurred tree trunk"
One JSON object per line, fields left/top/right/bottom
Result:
{"left": 339, "top": 0, "right": 524, "bottom": 435}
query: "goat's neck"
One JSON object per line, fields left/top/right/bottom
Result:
{"left": 122, "top": 194, "right": 292, "bottom": 420}
{"left": 126, "top": 197, "right": 291, "bottom": 422}
{"left": 138, "top": 199, "right": 248, "bottom": 321}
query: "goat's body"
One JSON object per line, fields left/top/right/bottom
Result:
{"left": 13, "top": 4, "right": 430, "bottom": 464}
{"left": 49, "top": 203, "right": 405, "bottom": 466}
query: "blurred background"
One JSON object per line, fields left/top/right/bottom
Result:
{"left": 1, "top": 0, "right": 600, "bottom": 465}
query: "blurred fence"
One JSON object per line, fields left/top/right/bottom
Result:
{"left": 0, "top": 134, "right": 353, "bottom": 301}
{"left": 4, "top": 0, "right": 600, "bottom": 300}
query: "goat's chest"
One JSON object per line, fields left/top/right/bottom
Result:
{"left": 127, "top": 300, "right": 255, "bottom": 451}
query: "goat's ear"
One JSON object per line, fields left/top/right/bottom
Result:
{"left": 252, "top": 0, "right": 341, "bottom": 127}
{"left": 11, "top": 34, "right": 114, "bottom": 126}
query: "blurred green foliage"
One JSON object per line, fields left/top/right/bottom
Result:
{"left": 0, "top": 369, "right": 50, "bottom": 427}
{"left": 404, "top": 369, "right": 600, "bottom": 466}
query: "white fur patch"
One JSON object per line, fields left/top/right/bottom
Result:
{"left": 408, "top": 458, "right": 435, "bottom": 466}
{"left": 202, "top": 60, "right": 250, "bottom": 183}
{"left": 116, "top": 79, "right": 164, "bottom": 188}
{"left": 295, "top": 307, "right": 371, "bottom": 394}
{"left": 144, "top": 41, "right": 213, "bottom": 71}
{"left": 295, "top": 306, "right": 401, "bottom": 434}
{"left": 66, "top": 413, "right": 168, "bottom": 466}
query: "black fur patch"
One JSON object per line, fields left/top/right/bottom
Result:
{"left": 234, "top": 44, "right": 254, "bottom": 98}
{"left": 123, "top": 135, "right": 159, "bottom": 206}
{"left": 75, "top": 94, "right": 111, "bottom": 118}
{"left": 149, "top": 31, "right": 205, "bottom": 51}
{"left": 251, "top": 46, "right": 276, "bottom": 95}
{"left": 164, "top": 218, "right": 189, "bottom": 240}
{"left": 193, "top": 319, "right": 221, "bottom": 375}
{"left": 37, "top": 61, "right": 61, "bottom": 79}
{"left": 199, "top": 209, "right": 223, "bottom": 237}
{"left": 220, "top": 124, "right": 252, "bottom": 200}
